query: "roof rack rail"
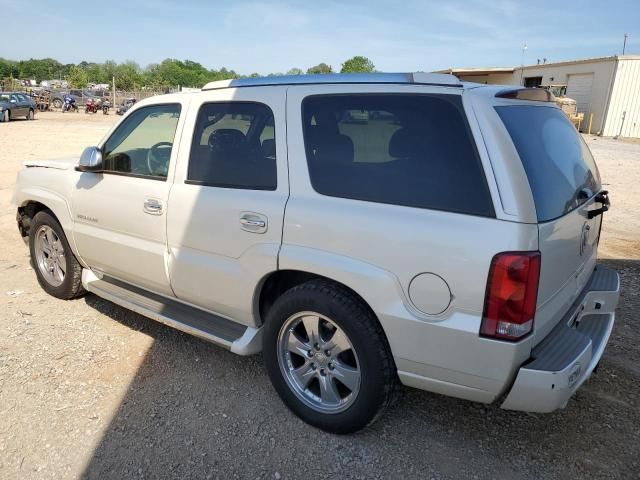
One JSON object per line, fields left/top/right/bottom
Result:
{"left": 202, "top": 72, "right": 462, "bottom": 91}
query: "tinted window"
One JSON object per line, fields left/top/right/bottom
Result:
{"left": 302, "top": 94, "right": 494, "bottom": 216}
{"left": 496, "top": 105, "right": 601, "bottom": 222}
{"left": 187, "top": 102, "right": 276, "bottom": 190}
{"left": 102, "top": 104, "right": 181, "bottom": 179}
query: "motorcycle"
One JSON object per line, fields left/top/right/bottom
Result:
{"left": 62, "top": 95, "right": 78, "bottom": 113}
{"left": 102, "top": 99, "right": 110, "bottom": 115}
{"left": 85, "top": 98, "right": 101, "bottom": 114}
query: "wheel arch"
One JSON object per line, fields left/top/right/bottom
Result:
{"left": 256, "top": 245, "right": 406, "bottom": 340}
{"left": 257, "top": 269, "right": 379, "bottom": 327}
{"left": 16, "top": 190, "right": 80, "bottom": 258}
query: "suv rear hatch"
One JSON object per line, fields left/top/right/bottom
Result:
{"left": 496, "top": 103, "right": 607, "bottom": 343}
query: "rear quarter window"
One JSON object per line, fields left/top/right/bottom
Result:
{"left": 496, "top": 105, "right": 601, "bottom": 222}
{"left": 301, "top": 94, "right": 495, "bottom": 217}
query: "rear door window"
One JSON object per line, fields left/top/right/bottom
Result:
{"left": 301, "top": 94, "right": 494, "bottom": 217}
{"left": 187, "top": 102, "right": 277, "bottom": 190}
{"left": 496, "top": 105, "right": 601, "bottom": 222}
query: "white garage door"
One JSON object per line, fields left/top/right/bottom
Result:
{"left": 567, "top": 73, "right": 594, "bottom": 114}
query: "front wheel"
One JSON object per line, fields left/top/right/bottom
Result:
{"left": 263, "top": 280, "right": 397, "bottom": 434}
{"left": 2, "top": 110, "right": 9, "bottom": 122}
{"left": 28, "top": 211, "right": 85, "bottom": 299}
{"left": 27, "top": 109, "right": 34, "bottom": 120}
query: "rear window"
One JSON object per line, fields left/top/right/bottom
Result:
{"left": 302, "top": 94, "right": 494, "bottom": 217}
{"left": 496, "top": 105, "right": 601, "bottom": 222}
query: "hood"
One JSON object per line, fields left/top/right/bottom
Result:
{"left": 23, "top": 157, "right": 79, "bottom": 171}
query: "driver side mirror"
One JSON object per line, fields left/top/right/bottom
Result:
{"left": 76, "top": 146, "right": 104, "bottom": 172}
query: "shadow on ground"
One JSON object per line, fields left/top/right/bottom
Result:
{"left": 80, "top": 259, "right": 639, "bottom": 480}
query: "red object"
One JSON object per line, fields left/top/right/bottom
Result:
{"left": 85, "top": 99, "right": 100, "bottom": 113}
{"left": 480, "top": 251, "right": 541, "bottom": 341}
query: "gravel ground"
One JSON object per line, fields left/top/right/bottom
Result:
{"left": 0, "top": 112, "right": 638, "bottom": 479}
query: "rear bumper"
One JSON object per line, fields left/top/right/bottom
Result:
{"left": 501, "top": 265, "right": 619, "bottom": 412}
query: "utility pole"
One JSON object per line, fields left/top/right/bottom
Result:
{"left": 623, "top": 33, "right": 629, "bottom": 54}
{"left": 112, "top": 75, "right": 116, "bottom": 107}
{"left": 519, "top": 42, "right": 528, "bottom": 85}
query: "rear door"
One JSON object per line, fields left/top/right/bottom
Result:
{"left": 166, "top": 87, "right": 288, "bottom": 326}
{"left": 496, "top": 104, "right": 604, "bottom": 341}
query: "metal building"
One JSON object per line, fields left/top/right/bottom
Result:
{"left": 438, "top": 55, "right": 640, "bottom": 138}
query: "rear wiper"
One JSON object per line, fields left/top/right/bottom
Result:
{"left": 588, "top": 190, "right": 610, "bottom": 219}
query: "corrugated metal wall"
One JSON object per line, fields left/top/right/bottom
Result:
{"left": 603, "top": 58, "right": 640, "bottom": 138}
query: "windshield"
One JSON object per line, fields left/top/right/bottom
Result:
{"left": 497, "top": 105, "right": 601, "bottom": 222}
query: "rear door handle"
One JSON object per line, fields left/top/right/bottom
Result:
{"left": 143, "top": 198, "right": 164, "bottom": 215}
{"left": 240, "top": 212, "right": 267, "bottom": 233}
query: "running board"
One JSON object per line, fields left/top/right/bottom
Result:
{"left": 81, "top": 270, "right": 262, "bottom": 355}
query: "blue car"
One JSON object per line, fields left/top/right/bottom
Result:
{"left": 0, "top": 92, "right": 36, "bottom": 122}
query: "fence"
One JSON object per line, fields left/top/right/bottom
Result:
{"left": 1, "top": 79, "right": 170, "bottom": 110}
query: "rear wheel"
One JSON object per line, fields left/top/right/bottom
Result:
{"left": 263, "top": 280, "right": 397, "bottom": 433}
{"left": 29, "top": 211, "right": 85, "bottom": 299}
{"left": 52, "top": 98, "right": 63, "bottom": 109}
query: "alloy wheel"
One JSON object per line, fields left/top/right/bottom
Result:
{"left": 34, "top": 225, "right": 66, "bottom": 287}
{"left": 277, "top": 312, "right": 361, "bottom": 413}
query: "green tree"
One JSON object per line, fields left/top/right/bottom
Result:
{"left": 286, "top": 67, "right": 304, "bottom": 75}
{"left": 66, "top": 66, "right": 89, "bottom": 88}
{"left": 307, "top": 63, "right": 332, "bottom": 74}
{"left": 114, "top": 61, "right": 143, "bottom": 90}
{"left": 340, "top": 56, "right": 375, "bottom": 73}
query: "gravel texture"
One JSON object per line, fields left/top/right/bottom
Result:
{"left": 0, "top": 113, "right": 638, "bottom": 479}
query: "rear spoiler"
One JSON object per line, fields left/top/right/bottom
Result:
{"left": 495, "top": 88, "right": 556, "bottom": 102}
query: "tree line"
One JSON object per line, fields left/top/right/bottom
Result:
{"left": 0, "top": 56, "right": 375, "bottom": 90}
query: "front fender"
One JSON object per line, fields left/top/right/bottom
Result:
{"left": 14, "top": 180, "right": 81, "bottom": 259}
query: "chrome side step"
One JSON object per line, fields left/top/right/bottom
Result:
{"left": 82, "top": 270, "right": 262, "bottom": 355}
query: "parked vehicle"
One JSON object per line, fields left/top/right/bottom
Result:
{"left": 101, "top": 99, "right": 110, "bottom": 115}
{"left": 84, "top": 98, "right": 101, "bottom": 114}
{"left": 0, "top": 92, "right": 36, "bottom": 122}
{"left": 62, "top": 94, "right": 78, "bottom": 113}
{"left": 13, "top": 73, "right": 619, "bottom": 433}
{"left": 50, "top": 89, "right": 97, "bottom": 109}
{"left": 116, "top": 97, "right": 136, "bottom": 115}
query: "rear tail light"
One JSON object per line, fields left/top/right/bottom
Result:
{"left": 480, "top": 252, "right": 541, "bottom": 341}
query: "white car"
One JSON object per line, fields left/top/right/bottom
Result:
{"left": 13, "top": 73, "right": 619, "bottom": 433}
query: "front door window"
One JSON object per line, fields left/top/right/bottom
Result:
{"left": 102, "top": 104, "right": 181, "bottom": 179}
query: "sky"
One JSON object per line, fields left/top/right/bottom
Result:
{"left": 1, "top": 0, "right": 638, "bottom": 74}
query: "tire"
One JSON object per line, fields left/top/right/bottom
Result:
{"left": 52, "top": 98, "right": 63, "bottom": 109}
{"left": 28, "top": 211, "right": 85, "bottom": 300}
{"left": 263, "top": 279, "right": 397, "bottom": 434}
{"left": 27, "top": 109, "right": 34, "bottom": 120}
{"left": 2, "top": 110, "right": 9, "bottom": 122}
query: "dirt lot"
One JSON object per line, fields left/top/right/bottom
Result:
{"left": 0, "top": 112, "right": 639, "bottom": 479}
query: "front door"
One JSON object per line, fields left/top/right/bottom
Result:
{"left": 10, "top": 94, "right": 26, "bottom": 117}
{"left": 71, "top": 102, "right": 187, "bottom": 296}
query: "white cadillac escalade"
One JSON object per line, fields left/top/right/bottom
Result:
{"left": 13, "top": 73, "right": 620, "bottom": 433}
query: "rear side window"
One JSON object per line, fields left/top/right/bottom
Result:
{"left": 496, "top": 105, "right": 601, "bottom": 222}
{"left": 302, "top": 94, "right": 494, "bottom": 217}
{"left": 187, "top": 102, "right": 276, "bottom": 190}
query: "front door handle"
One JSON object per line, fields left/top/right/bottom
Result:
{"left": 143, "top": 198, "right": 164, "bottom": 215}
{"left": 240, "top": 212, "right": 267, "bottom": 233}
